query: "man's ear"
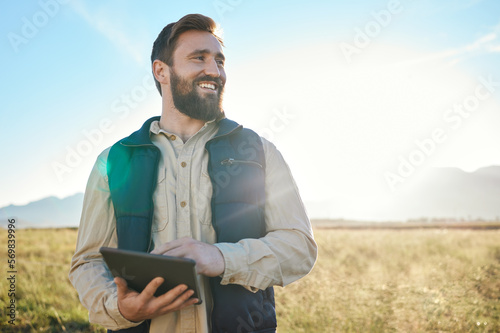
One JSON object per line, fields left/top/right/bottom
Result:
{"left": 152, "top": 59, "right": 170, "bottom": 86}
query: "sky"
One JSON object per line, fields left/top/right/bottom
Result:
{"left": 1, "top": 0, "right": 499, "bottom": 220}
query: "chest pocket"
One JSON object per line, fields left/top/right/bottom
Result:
{"left": 214, "top": 157, "right": 264, "bottom": 203}
{"left": 152, "top": 168, "right": 168, "bottom": 232}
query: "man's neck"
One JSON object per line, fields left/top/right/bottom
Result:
{"left": 159, "top": 105, "right": 206, "bottom": 142}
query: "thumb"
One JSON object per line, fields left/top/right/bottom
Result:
{"left": 114, "top": 277, "right": 128, "bottom": 298}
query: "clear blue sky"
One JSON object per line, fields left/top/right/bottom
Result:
{"left": 1, "top": 0, "right": 499, "bottom": 220}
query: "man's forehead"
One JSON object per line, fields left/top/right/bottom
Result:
{"left": 175, "top": 30, "right": 224, "bottom": 55}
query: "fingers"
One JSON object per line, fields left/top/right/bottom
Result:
{"left": 161, "top": 247, "right": 189, "bottom": 259}
{"left": 156, "top": 284, "right": 188, "bottom": 302}
{"left": 150, "top": 239, "right": 224, "bottom": 277}
{"left": 157, "top": 286, "right": 198, "bottom": 313}
{"left": 151, "top": 237, "right": 191, "bottom": 255}
{"left": 114, "top": 276, "right": 198, "bottom": 322}
{"left": 139, "top": 277, "right": 165, "bottom": 300}
{"left": 163, "top": 291, "right": 198, "bottom": 312}
{"left": 151, "top": 239, "right": 180, "bottom": 255}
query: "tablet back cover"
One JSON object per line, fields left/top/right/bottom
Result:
{"left": 100, "top": 247, "right": 201, "bottom": 303}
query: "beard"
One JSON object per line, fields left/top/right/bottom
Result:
{"left": 169, "top": 68, "right": 224, "bottom": 122}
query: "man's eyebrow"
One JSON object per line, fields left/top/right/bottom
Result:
{"left": 188, "top": 49, "right": 225, "bottom": 61}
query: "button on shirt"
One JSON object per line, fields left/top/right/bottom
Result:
{"left": 69, "top": 119, "right": 317, "bottom": 333}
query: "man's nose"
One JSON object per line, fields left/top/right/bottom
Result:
{"left": 204, "top": 58, "right": 221, "bottom": 77}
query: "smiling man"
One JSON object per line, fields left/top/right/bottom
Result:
{"left": 69, "top": 14, "right": 317, "bottom": 333}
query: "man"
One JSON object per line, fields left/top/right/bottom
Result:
{"left": 69, "top": 13, "right": 317, "bottom": 333}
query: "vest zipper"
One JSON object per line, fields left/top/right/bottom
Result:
{"left": 146, "top": 147, "right": 160, "bottom": 253}
{"left": 220, "top": 158, "right": 263, "bottom": 169}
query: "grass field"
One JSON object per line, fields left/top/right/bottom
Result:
{"left": 0, "top": 227, "right": 499, "bottom": 332}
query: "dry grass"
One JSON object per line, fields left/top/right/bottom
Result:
{"left": 275, "top": 229, "right": 500, "bottom": 332}
{"left": 0, "top": 228, "right": 499, "bottom": 332}
{"left": 0, "top": 228, "right": 104, "bottom": 332}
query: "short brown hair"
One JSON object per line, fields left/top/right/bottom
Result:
{"left": 151, "top": 14, "right": 224, "bottom": 95}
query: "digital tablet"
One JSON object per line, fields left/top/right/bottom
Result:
{"left": 100, "top": 247, "right": 202, "bottom": 304}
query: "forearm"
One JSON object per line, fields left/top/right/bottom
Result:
{"left": 214, "top": 227, "right": 316, "bottom": 291}
{"left": 69, "top": 257, "right": 139, "bottom": 330}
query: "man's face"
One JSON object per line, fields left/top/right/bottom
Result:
{"left": 168, "top": 30, "right": 226, "bottom": 121}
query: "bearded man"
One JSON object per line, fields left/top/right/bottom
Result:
{"left": 69, "top": 13, "right": 317, "bottom": 333}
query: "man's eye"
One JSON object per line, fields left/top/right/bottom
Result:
{"left": 216, "top": 60, "right": 225, "bottom": 66}
{"left": 195, "top": 56, "right": 204, "bottom": 61}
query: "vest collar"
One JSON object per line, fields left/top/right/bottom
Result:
{"left": 119, "top": 116, "right": 242, "bottom": 147}
{"left": 120, "top": 116, "right": 160, "bottom": 147}
{"left": 210, "top": 118, "right": 242, "bottom": 140}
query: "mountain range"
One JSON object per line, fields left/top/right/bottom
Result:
{"left": 0, "top": 193, "right": 84, "bottom": 228}
{"left": 1, "top": 166, "right": 499, "bottom": 228}
{"left": 385, "top": 166, "right": 500, "bottom": 221}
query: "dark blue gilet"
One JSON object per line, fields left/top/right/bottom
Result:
{"left": 106, "top": 116, "right": 276, "bottom": 333}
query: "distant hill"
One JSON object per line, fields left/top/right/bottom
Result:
{"left": 0, "top": 193, "right": 84, "bottom": 228}
{"left": 306, "top": 166, "right": 500, "bottom": 221}
{"left": 389, "top": 166, "right": 500, "bottom": 221}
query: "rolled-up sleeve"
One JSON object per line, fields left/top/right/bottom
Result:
{"left": 214, "top": 138, "right": 317, "bottom": 291}
{"left": 68, "top": 149, "right": 141, "bottom": 330}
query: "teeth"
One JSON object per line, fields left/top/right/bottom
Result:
{"left": 199, "top": 83, "right": 216, "bottom": 90}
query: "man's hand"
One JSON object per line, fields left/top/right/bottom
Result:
{"left": 115, "top": 276, "right": 198, "bottom": 323}
{"left": 151, "top": 238, "right": 225, "bottom": 277}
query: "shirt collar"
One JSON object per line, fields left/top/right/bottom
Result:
{"left": 149, "top": 117, "right": 220, "bottom": 139}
